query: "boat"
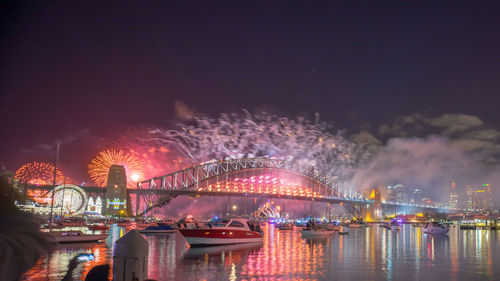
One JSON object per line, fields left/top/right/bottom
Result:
{"left": 178, "top": 218, "right": 263, "bottom": 246}
{"left": 136, "top": 222, "right": 154, "bottom": 228}
{"left": 349, "top": 223, "right": 361, "bottom": 228}
{"left": 338, "top": 225, "right": 349, "bottom": 235}
{"left": 391, "top": 225, "right": 401, "bottom": 231}
{"left": 380, "top": 224, "right": 391, "bottom": 229}
{"left": 87, "top": 224, "right": 109, "bottom": 231}
{"left": 50, "top": 231, "right": 108, "bottom": 243}
{"left": 294, "top": 223, "right": 305, "bottom": 230}
{"left": 59, "top": 218, "right": 86, "bottom": 227}
{"left": 300, "top": 224, "right": 336, "bottom": 237}
{"left": 116, "top": 220, "right": 133, "bottom": 227}
{"left": 277, "top": 223, "right": 293, "bottom": 230}
{"left": 139, "top": 223, "right": 177, "bottom": 233}
{"left": 423, "top": 223, "right": 449, "bottom": 235}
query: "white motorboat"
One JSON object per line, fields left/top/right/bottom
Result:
{"left": 50, "top": 231, "right": 108, "bottom": 243}
{"left": 178, "top": 218, "right": 263, "bottom": 246}
{"left": 423, "top": 223, "right": 449, "bottom": 235}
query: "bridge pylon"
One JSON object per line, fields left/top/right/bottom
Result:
{"left": 104, "top": 165, "right": 129, "bottom": 216}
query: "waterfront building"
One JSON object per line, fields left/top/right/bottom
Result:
{"left": 466, "top": 184, "right": 493, "bottom": 211}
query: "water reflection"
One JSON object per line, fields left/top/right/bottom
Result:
{"left": 23, "top": 224, "right": 500, "bottom": 281}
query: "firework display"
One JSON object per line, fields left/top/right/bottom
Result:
{"left": 88, "top": 149, "right": 145, "bottom": 188}
{"left": 145, "top": 111, "right": 370, "bottom": 181}
{"left": 107, "top": 129, "right": 188, "bottom": 178}
{"left": 15, "top": 162, "right": 66, "bottom": 185}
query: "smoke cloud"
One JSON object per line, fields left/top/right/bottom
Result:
{"left": 352, "top": 113, "right": 500, "bottom": 201}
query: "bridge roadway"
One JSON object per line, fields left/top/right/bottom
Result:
{"left": 26, "top": 184, "right": 451, "bottom": 213}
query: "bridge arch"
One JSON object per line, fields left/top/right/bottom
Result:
{"left": 136, "top": 158, "right": 370, "bottom": 216}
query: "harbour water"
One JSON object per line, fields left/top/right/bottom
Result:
{"left": 24, "top": 224, "right": 500, "bottom": 281}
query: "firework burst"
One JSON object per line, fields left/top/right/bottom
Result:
{"left": 15, "top": 162, "right": 66, "bottom": 185}
{"left": 145, "top": 111, "right": 370, "bottom": 181}
{"left": 88, "top": 149, "right": 145, "bottom": 188}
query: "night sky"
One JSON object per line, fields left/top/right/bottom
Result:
{"left": 2, "top": 1, "right": 500, "bottom": 171}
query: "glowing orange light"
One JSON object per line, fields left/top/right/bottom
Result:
{"left": 88, "top": 149, "right": 145, "bottom": 188}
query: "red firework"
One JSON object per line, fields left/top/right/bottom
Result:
{"left": 15, "top": 162, "right": 66, "bottom": 185}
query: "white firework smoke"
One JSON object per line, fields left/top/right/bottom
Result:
{"left": 147, "top": 111, "right": 370, "bottom": 181}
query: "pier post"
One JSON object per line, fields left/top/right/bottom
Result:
{"left": 113, "top": 230, "right": 149, "bottom": 281}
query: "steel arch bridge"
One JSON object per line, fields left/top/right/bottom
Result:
{"left": 136, "top": 158, "right": 371, "bottom": 216}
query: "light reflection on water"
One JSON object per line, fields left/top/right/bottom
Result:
{"left": 24, "top": 224, "right": 500, "bottom": 281}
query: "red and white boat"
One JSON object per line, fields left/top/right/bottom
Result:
{"left": 178, "top": 219, "right": 263, "bottom": 246}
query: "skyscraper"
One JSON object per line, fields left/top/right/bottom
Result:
{"left": 386, "top": 184, "right": 407, "bottom": 203}
{"left": 394, "top": 184, "right": 407, "bottom": 203}
{"left": 411, "top": 188, "right": 423, "bottom": 204}
{"left": 449, "top": 180, "right": 458, "bottom": 209}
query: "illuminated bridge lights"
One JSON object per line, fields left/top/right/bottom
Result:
{"left": 195, "top": 175, "right": 326, "bottom": 199}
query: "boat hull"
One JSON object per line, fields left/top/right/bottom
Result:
{"left": 179, "top": 229, "right": 262, "bottom": 246}
{"left": 55, "top": 234, "right": 108, "bottom": 243}
{"left": 139, "top": 229, "right": 177, "bottom": 234}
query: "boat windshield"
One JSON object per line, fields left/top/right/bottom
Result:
{"left": 227, "top": 220, "right": 246, "bottom": 228}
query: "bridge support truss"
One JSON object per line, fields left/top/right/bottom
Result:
{"left": 135, "top": 158, "right": 370, "bottom": 217}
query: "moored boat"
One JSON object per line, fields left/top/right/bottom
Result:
{"left": 300, "top": 228, "right": 335, "bottom": 237}
{"left": 139, "top": 223, "right": 177, "bottom": 233}
{"left": 423, "top": 222, "right": 449, "bottom": 235}
{"left": 380, "top": 224, "right": 391, "bottom": 230}
{"left": 87, "top": 224, "right": 109, "bottom": 231}
{"left": 59, "top": 218, "right": 86, "bottom": 227}
{"left": 50, "top": 231, "right": 108, "bottom": 243}
{"left": 277, "top": 223, "right": 293, "bottom": 230}
{"left": 136, "top": 222, "right": 154, "bottom": 228}
{"left": 116, "top": 220, "right": 133, "bottom": 227}
{"left": 178, "top": 219, "right": 263, "bottom": 246}
{"left": 391, "top": 225, "right": 401, "bottom": 231}
{"left": 349, "top": 223, "right": 361, "bottom": 228}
